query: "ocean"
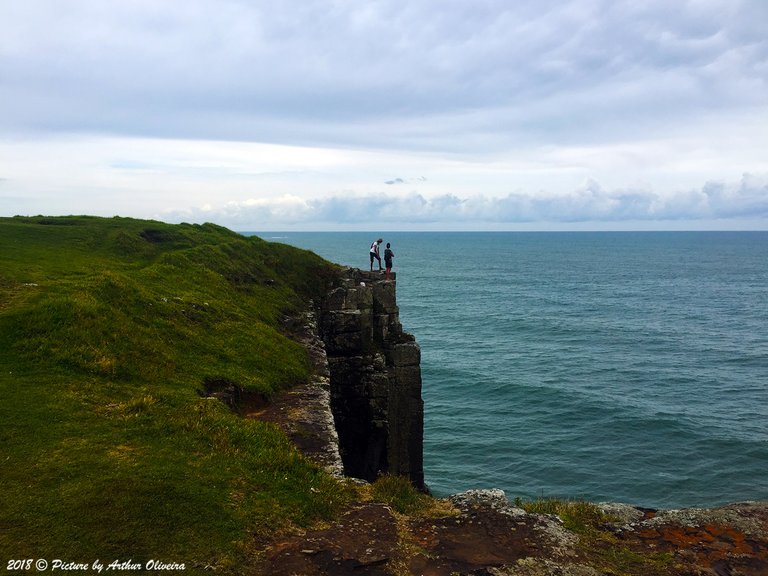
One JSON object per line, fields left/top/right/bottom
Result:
{"left": 256, "top": 231, "right": 768, "bottom": 509}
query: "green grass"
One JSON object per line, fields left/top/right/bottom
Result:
{"left": 370, "top": 475, "right": 435, "bottom": 516}
{"left": 0, "top": 216, "right": 352, "bottom": 570}
{"left": 515, "top": 497, "right": 675, "bottom": 575}
{"left": 515, "top": 497, "right": 607, "bottom": 535}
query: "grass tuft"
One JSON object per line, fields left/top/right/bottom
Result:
{"left": 370, "top": 475, "right": 438, "bottom": 516}
{"left": 516, "top": 497, "right": 608, "bottom": 534}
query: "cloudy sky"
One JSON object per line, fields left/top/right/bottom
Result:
{"left": 2, "top": 0, "right": 767, "bottom": 230}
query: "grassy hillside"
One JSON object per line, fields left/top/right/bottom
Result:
{"left": 0, "top": 216, "right": 353, "bottom": 570}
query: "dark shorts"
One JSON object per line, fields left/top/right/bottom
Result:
{"left": 370, "top": 252, "right": 380, "bottom": 263}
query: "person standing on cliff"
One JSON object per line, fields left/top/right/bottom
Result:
{"left": 384, "top": 242, "right": 395, "bottom": 281}
{"left": 370, "top": 238, "right": 383, "bottom": 271}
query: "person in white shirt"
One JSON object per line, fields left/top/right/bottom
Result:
{"left": 370, "top": 238, "right": 383, "bottom": 271}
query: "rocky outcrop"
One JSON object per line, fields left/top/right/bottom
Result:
{"left": 260, "top": 309, "right": 344, "bottom": 477}
{"left": 257, "top": 268, "right": 424, "bottom": 488}
{"left": 319, "top": 269, "right": 424, "bottom": 489}
{"left": 259, "top": 489, "right": 768, "bottom": 576}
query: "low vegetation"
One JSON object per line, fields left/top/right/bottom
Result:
{"left": 370, "top": 475, "right": 447, "bottom": 517}
{"left": 516, "top": 498, "right": 675, "bottom": 575}
{"left": 515, "top": 497, "right": 608, "bottom": 535}
{"left": 0, "top": 216, "right": 352, "bottom": 570}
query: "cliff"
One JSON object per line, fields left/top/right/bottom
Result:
{"left": 264, "top": 268, "right": 425, "bottom": 489}
{"left": 320, "top": 269, "right": 424, "bottom": 489}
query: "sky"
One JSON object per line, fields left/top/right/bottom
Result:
{"left": 1, "top": 0, "right": 767, "bottom": 231}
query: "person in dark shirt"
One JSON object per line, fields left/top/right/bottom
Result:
{"left": 384, "top": 242, "right": 394, "bottom": 281}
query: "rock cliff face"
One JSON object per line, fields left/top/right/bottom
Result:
{"left": 318, "top": 269, "right": 425, "bottom": 489}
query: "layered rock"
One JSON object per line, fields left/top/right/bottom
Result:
{"left": 319, "top": 269, "right": 425, "bottom": 489}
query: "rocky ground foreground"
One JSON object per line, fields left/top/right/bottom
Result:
{"left": 256, "top": 489, "right": 767, "bottom": 575}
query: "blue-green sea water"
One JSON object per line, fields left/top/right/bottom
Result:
{"left": 257, "top": 232, "right": 768, "bottom": 509}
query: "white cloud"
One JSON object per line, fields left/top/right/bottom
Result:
{"left": 156, "top": 174, "right": 768, "bottom": 230}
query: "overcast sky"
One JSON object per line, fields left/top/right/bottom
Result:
{"left": 2, "top": 0, "right": 767, "bottom": 230}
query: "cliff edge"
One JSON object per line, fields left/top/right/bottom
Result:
{"left": 320, "top": 269, "right": 424, "bottom": 489}
{"left": 262, "top": 268, "right": 424, "bottom": 489}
